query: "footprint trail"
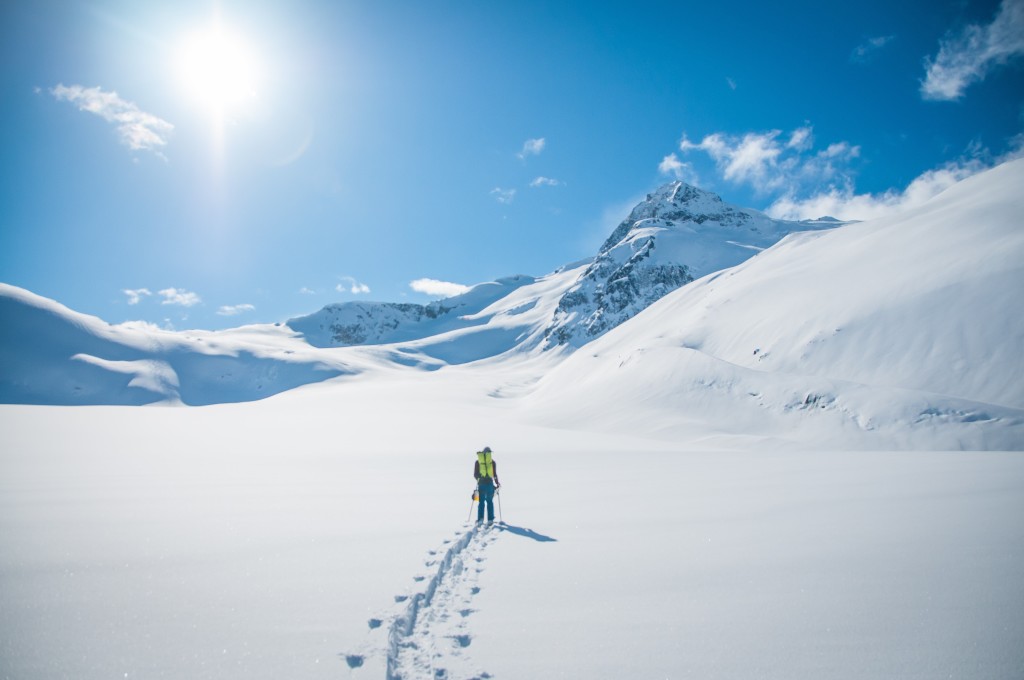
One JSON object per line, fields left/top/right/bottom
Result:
{"left": 345, "top": 522, "right": 501, "bottom": 679}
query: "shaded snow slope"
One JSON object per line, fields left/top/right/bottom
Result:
{"left": 287, "top": 269, "right": 587, "bottom": 365}
{"left": 287, "top": 275, "right": 538, "bottom": 348}
{"left": 543, "top": 181, "right": 842, "bottom": 347}
{"left": 0, "top": 285, "right": 352, "bottom": 405}
{"left": 524, "top": 159, "right": 1024, "bottom": 450}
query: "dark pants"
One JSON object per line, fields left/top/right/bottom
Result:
{"left": 477, "top": 479, "right": 495, "bottom": 522}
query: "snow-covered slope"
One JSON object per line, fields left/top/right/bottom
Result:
{"left": 289, "top": 182, "right": 840, "bottom": 355}
{"left": 2, "top": 160, "right": 1021, "bottom": 451}
{"left": 286, "top": 268, "right": 587, "bottom": 365}
{"left": 287, "top": 275, "right": 537, "bottom": 348}
{"left": 1, "top": 178, "right": 845, "bottom": 406}
{"left": 524, "top": 158, "right": 1024, "bottom": 449}
{"left": 0, "top": 285, "right": 353, "bottom": 405}
{"left": 543, "top": 181, "right": 841, "bottom": 346}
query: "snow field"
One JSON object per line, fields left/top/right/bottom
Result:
{"left": 3, "top": 393, "right": 1024, "bottom": 679}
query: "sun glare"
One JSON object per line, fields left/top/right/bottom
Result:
{"left": 176, "top": 22, "right": 260, "bottom": 115}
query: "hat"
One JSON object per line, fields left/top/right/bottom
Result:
{"left": 482, "top": 446, "right": 492, "bottom": 453}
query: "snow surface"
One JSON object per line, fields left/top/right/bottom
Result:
{"left": 2, "top": 160, "right": 1024, "bottom": 678}
{"left": 2, "top": 390, "right": 1023, "bottom": 679}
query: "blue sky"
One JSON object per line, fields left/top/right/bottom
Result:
{"left": 1, "top": 0, "right": 1022, "bottom": 330}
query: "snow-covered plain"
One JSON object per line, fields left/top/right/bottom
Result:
{"left": 2, "top": 160, "right": 1024, "bottom": 678}
{"left": 2, "top": 391, "right": 1023, "bottom": 679}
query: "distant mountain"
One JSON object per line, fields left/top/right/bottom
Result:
{"left": 287, "top": 275, "right": 537, "bottom": 348}
{"left": 524, "top": 160, "right": 1024, "bottom": 449}
{"left": 542, "top": 181, "right": 840, "bottom": 346}
{"left": 288, "top": 181, "right": 841, "bottom": 354}
{"left": 0, "top": 182, "right": 848, "bottom": 405}
{"left": 0, "top": 285, "right": 349, "bottom": 405}
{"left": 3, "top": 161, "right": 1022, "bottom": 449}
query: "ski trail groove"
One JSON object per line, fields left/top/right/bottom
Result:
{"left": 386, "top": 524, "right": 498, "bottom": 680}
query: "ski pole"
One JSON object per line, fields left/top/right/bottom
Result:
{"left": 496, "top": 487, "right": 503, "bottom": 523}
{"left": 467, "top": 488, "right": 478, "bottom": 522}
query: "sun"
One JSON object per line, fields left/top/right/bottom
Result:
{"left": 176, "top": 21, "right": 260, "bottom": 115}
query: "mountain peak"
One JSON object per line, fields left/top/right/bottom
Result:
{"left": 598, "top": 181, "right": 739, "bottom": 254}
{"left": 650, "top": 179, "right": 723, "bottom": 204}
{"left": 547, "top": 180, "right": 840, "bottom": 348}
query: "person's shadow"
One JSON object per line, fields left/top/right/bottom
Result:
{"left": 497, "top": 523, "right": 557, "bottom": 542}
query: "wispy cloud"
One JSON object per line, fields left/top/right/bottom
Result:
{"left": 123, "top": 288, "right": 152, "bottom": 305}
{"left": 681, "top": 131, "right": 782, "bottom": 192}
{"left": 851, "top": 35, "right": 895, "bottom": 63}
{"left": 667, "top": 121, "right": 999, "bottom": 222}
{"left": 116, "top": 319, "right": 166, "bottom": 333}
{"left": 767, "top": 160, "right": 979, "bottom": 221}
{"left": 667, "top": 120, "right": 1019, "bottom": 219}
{"left": 158, "top": 288, "right": 201, "bottom": 307}
{"left": 680, "top": 125, "right": 1021, "bottom": 222}
{"left": 787, "top": 126, "right": 814, "bottom": 151}
{"left": 766, "top": 138, "right": 1024, "bottom": 221}
{"left": 410, "top": 278, "right": 471, "bottom": 298}
{"left": 491, "top": 187, "right": 517, "bottom": 204}
{"left": 299, "top": 287, "right": 317, "bottom": 295}
{"left": 217, "top": 303, "right": 255, "bottom": 316}
{"left": 530, "top": 176, "right": 562, "bottom": 188}
{"left": 921, "top": 0, "right": 1024, "bottom": 100}
{"left": 658, "top": 153, "right": 699, "bottom": 184}
{"left": 51, "top": 84, "right": 173, "bottom": 154}
{"left": 726, "top": 77, "right": 737, "bottom": 90}
{"left": 677, "top": 125, "right": 859, "bottom": 196}
{"left": 336, "top": 277, "right": 370, "bottom": 294}
{"left": 517, "top": 137, "right": 546, "bottom": 159}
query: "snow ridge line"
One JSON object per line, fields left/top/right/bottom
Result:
{"left": 385, "top": 525, "right": 485, "bottom": 680}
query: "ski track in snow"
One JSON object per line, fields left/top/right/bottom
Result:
{"left": 347, "top": 523, "right": 500, "bottom": 680}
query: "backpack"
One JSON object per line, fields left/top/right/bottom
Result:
{"left": 477, "top": 450, "right": 494, "bottom": 480}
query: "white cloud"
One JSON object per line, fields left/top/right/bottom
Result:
{"left": 679, "top": 122, "right": 1023, "bottom": 222}
{"left": 726, "top": 77, "right": 737, "bottom": 90}
{"left": 677, "top": 125, "right": 860, "bottom": 197}
{"left": 517, "top": 137, "right": 546, "bottom": 159}
{"left": 216, "top": 303, "right": 255, "bottom": 316}
{"left": 123, "top": 288, "right": 152, "bottom": 305}
{"left": 787, "top": 126, "right": 814, "bottom": 151}
{"left": 921, "top": 0, "right": 1024, "bottom": 101}
{"left": 158, "top": 288, "right": 201, "bottom": 307}
{"left": 336, "top": 277, "right": 370, "bottom": 294}
{"left": 766, "top": 156, "right": 995, "bottom": 221}
{"left": 681, "top": 130, "right": 786, "bottom": 193}
{"left": 115, "top": 319, "right": 166, "bottom": 332}
{"left": 51, "top": 84, "right": 173, "bottom": 154}
{"left": 658, "top": 153, "right": 699, "bottom": 183}
{"left": 851, "top": 35, "right": 895, "bottom": 62}
{"left": 299, "top": 287, "right": 317, "bottom": 295}
{"left": 409, "top": 278, "right": 471, "bottom": 298}
{"left": 491, "top": 187, "right": 517, "bottom": 204}
{"left": 530, "top": 176, "right": 562, "bottom": 187}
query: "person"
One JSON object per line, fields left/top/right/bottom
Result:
{"left": 474, "top": 446, "right": 500, "bottom": 523}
